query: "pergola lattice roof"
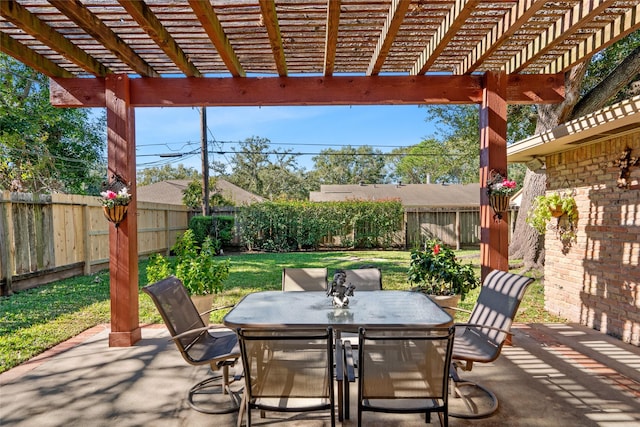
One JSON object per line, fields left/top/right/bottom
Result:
{"left": 2, "top": 0, "right": 639, "bottom": 80}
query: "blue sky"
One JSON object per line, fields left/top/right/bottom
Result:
{"left": 133, "top": 105, "right": 439, "bottom": 173}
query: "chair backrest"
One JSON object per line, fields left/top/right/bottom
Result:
{"left": 237, "top": 327, "right": 335, "bottom": 420}
{"left": 143, "top": 276, "right": 226, "bottom": 365}
{"left": 358, "top": 327, "right": 454, "bottom": 405}
{"left": 455, "top": 270, "right": 534, "bottom": 362}
{"left": 344, "top": 267, "right": 382, "bottom": 291}
{"left": 282, "top": 267, "right": 328, "bottom": 291}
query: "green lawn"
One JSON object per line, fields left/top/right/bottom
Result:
{"left": 0, "top": 250, "right": 564, "bottom": 373}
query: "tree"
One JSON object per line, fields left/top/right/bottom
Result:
{"left": 0, "top": 54, "right": 105, "bottom": 194}
{"left": 137, "top": 164, "right": 200, "bottom": 186}
{"left": 391, "top": 138, "right": 451, "bottom": 183}
{"left": 182, "top": 179, "right": 235, "bottom": 210}
{"left": 310, "top": 145, "right": 386, "bottom": 185}
{"left": 224, "top": 136, "right": 310, "bottom": 200}
{"left": 422, "top": 32, "right": 640, "bottom": 271}
{"left": 510, "top": 33, "right": 640, "bottom": 270}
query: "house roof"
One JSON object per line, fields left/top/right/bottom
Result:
{"left": 2, "top": 1, "right": 637, "bottom": 81}
{"left": 309, "top": 183, "right": 480, "bottom": 208}
{"left": 508, "top": 95, "right": 640, "bottom": 164}
{"left": 137, "top": 178, "right": 264, "bottom": 206}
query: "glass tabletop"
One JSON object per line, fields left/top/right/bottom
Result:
{"left": 223, "top": 290, "right": 452, "bottom": 330}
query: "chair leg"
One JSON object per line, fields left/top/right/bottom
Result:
{"left": 187, "top": 365, "right": 242, "bottom": 414}
{"left": 236, "top": 391, "right": 246, "bottom": 427}
{"left": 449, "top": 379, "right": 498, "bottom": 418}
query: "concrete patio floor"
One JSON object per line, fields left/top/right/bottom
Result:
{"left": 1, "top": 323, "right": 639, "bottom": 427}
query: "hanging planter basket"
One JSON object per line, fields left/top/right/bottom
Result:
{"left": 488, "top": 193, "right": 510, "bottom": 220}
{"left": 103, "top": 204, "right": 128, "bottom": 227}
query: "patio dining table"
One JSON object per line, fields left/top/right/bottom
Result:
{"left": 223, "top": 290, "right": 453, "bottom": 423}
{"left": 222, "top": 290, "right": 452, "bottom": 331}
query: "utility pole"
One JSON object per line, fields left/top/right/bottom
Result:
{"left": 201, "top": 107, "right": 209, "bottom": 216}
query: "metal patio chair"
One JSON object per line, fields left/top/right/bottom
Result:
{"left": 237, "top": 327, "right": 336, "bottom": 426}
{"left": 344, "top": 267, "right": 383, "bottom": 291}
{"left": 143, "top": 276, "right": 241, "bottom": 414}
{"left": 357, "top": 326, "right": 456, "bottom": 426}
{"left": 282, "top": 267, "right": 328, "bottom": 291}
{"left": 449, "top": 269, "right": 534, "bottom": 418}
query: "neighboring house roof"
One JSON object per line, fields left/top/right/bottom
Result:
{"left": 309, "top": 183, "right": 480, "bottom": 208}
{"left": 508, "top": 95, "right": 640, "bottom": 164}
{"left": 137, "top": 179, "right": 264, "bottom": 206}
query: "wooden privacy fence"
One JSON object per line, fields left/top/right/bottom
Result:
{"left": 0, "top": 191, "right": 190, "bottom": 294}
{"left": 405, "top": 207, "right": 481, "bottom": 250}
{"left": 0, "top": 193, "right": 514, "bottom": 294}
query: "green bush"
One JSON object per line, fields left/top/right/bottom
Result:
{"left": 146, "top": 229, "right": 230, "bottom": 295}
{"left": 188, "top": 215, "right": 235, "bottom": 251}
{"left": 407, "top": 238, "right": 479, "bottom": 301}
{"left": 189, "top": 215, "right": 212, "bottom": 246}
{"left": 238, "top": 200, "right": 403, "bottom": 252}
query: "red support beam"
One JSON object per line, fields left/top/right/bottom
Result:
{"left": 49, "top": 74, "right": 564, "bottom": 108}
{"left": 105, "top": 74, "right": 140, "bottom": 347}
{"left": 479, "top": 71, "right": 509, "bottom": 279}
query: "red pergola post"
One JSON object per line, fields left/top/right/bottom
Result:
{"left": 105, "top": 74, "right": 140, "bottom": 347}
{"left": 479, "top": 71, "right": 509, "bottom": 280}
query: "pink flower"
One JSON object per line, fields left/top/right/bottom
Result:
{"left": 433, "top": 244, "right": 440, "bottom": 255}
{"left": 502, "top": 179, "right": 517, "bottom": 189}
{"left": 105, "top": 190, "right": 117, "bottom": 199}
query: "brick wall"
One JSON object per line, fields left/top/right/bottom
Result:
{"left": 544, "top": 130, "right": 640, "bottom": 346}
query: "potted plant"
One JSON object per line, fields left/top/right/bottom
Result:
{"left": 526, "top": 191, "right": 578, "bottom": 243}
{"left": 408, "top": 239, "right": 479, "bottom": 315}
{"left": 99, "top": 186, "right": 131, "bottom": 227}
{"left": 486, "top": 172, "right": 517, "bottom": 221}
{"left": 146, "top": 229, "right": 230, "bottom": 324}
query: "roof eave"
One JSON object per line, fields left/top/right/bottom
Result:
{"left": 508, "top": 96, "right": 640, "bottom": 164}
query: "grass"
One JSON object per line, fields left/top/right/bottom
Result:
{"left": 0, "top": 249, "right": 564, "bottom": 373}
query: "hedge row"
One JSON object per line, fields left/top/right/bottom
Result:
{"left": 237, "top": 200, "right": 404, "bottom": 252}
{"left": 188, "top": 215, "right": 234, "bottom": 252}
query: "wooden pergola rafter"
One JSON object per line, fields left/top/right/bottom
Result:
{"left": 1, "top": 0, "right": 638, "bottom": 347}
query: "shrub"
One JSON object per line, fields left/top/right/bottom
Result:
{"left": 146, "top": 229, "right": 230, "bottom": 296}
{"left": 407, "top": 238, "right": 479, "bottom": 301}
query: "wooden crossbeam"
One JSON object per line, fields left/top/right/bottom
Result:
{"left": 367, "top": 0, "right": 412, "bottom": 76}
{"left": 506, "top": 0, "right": 614, "bottom": 74}
{"left": 456, "top": 0, "right": 545, "bottom": 75}
{"left": 259, "top": 0, "right": 287, "bottom": 77}
{"left": 543, "top": 3, "right": 640, "bottom": 74}
{"left": 411, "top": 0, "right": 480, "bottom": 75}
{"left": 49, "top": 74, "right": 564, "bottom": 108}
{"left": 323, "top": 0, "right": 341, "bottom": 76}
{"left": 49, "top": 0, "right": 158, "bottom": 77}
{"left": 119, "top": 0, "right": 201, "bottom": 78}
{"left": 0, "top": 33, "right": 73, "bottom": 78}
{"left": 1, "top": 0, "right": 109, "bottom": 76}
{"left": 189, "top": 0, "right": 245, "bottom": 77}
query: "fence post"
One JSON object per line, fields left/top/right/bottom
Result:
{"left": 83, "top": 204, "right": 91, "bottom": 275}
{"left": 0, "top": 192, "right": 15, "bottom": 295}
{"left": 455, "top": 210, "right": 461, "bottom": 250}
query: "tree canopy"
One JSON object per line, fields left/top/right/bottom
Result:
{"left": 310, "top": 145, "right": 387, "bottom": 185}
{"left": 222, "top": 136, "right": 311, "bottom": 200}
{"left": 137, "top": 164, "right": 200, "bottom": 186}
{"left": 0, "top": 54, "right": 105, "bottom": 194}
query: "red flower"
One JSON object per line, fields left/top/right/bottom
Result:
{"left": 433, "top": 244, "right": 440, "bottom": 255}
{"left": 105, "top": 190, "right": 117, "bottom": 199}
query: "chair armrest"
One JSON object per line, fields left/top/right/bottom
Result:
{"left": 454, "top": 322, "right": 511, "bottom": 335}
{"left": 199, "top": 304, "right": 235, "bottom": 316}
{"left": 447, "top": 306, "right": 472, "bottom": 315}
{"left": 169, "top": 326, "right": 211, "bottom": 341}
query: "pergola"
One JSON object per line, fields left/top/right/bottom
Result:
{"left": 2, "top": 0, "right": 639, "bottom": 346}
